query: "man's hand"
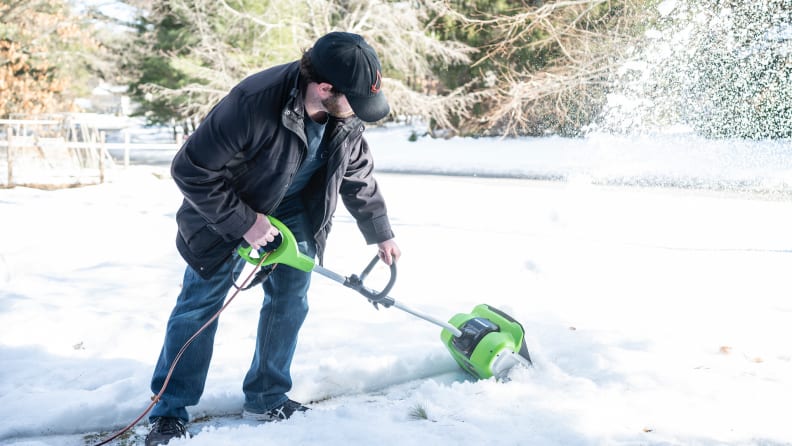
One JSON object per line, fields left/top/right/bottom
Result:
{"left": 376, "top": 238, "right": 401, "bottom": 265}
{"left": 243, "top": 214, "right": 280, "bottom": 250}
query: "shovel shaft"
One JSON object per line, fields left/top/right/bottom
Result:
{"left": 239, "top": 220, "right": 465, "bottom": 339}
{"left": 312, "top": 264, "right": 347, "bottom": 285}
{"left": 391, "top": 301, "right": 463, "bottom": 337}
{"left": 313, "top": 264, "right": 463, "bottom": 337}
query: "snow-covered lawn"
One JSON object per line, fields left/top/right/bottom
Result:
{"left": 1, "top": 132, "right": 791, "bottom": 445}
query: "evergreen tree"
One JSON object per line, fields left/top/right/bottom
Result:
{"left": 123, "top": 4, "right": 201, "bottom": 127}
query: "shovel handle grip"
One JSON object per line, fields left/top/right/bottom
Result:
{"left": 237, "top": 216, "right": 315, "bottom": 272}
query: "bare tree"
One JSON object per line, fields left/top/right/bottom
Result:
{"left": 301, "top": 0, "right": 479, "bottom": 130}
{"left": 453, "top": 0, "right": 650, "bottom": 136}
{"left": 128, "top": 0, "right": 478, "bottom": 129}
{"left": 0, "top": 0, "right": 100, "bottom": 118}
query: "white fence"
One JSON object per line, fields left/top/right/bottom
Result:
{"left": 0, "top": 118, "right": 180, "bottom": 188}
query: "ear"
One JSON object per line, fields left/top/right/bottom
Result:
{"left": 316, "top": 82, "right": 334, "bottom": 97}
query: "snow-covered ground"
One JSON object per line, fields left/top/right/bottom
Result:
{"left": 1, "top": 128, "right": 791, "bottom": 445}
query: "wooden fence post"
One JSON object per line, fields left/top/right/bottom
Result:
{"left": 6, "top": 125, "right": 13, "bottom": 188}
{"left": 123, "top": 130, "right": 130, "bottom": 168}
{"left": 99, "top": 131, "right": 106, "bottom": 184}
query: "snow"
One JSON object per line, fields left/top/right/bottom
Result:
{"left": 1, "top": 126, "right": 791, "bottom": 446}
{"left": 657, "top": 0, "right": 678, "bottom": 18}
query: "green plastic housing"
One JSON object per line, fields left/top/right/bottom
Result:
{"left": 237, "top": 216, "right": 315, "bottom": 272}
{"left": 440, "top": 304, "right": 527, "bottom": 380}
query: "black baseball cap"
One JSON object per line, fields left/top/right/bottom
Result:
{"left": 310, "top": 32, "right": 390, "bottom": 122}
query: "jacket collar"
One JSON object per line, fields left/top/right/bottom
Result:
{"left": 281, "top": 70, "right": 307, "bottom": 143}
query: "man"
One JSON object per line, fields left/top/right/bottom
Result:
{"left": 145, "top": 32, "right": 401, "bottom": 446}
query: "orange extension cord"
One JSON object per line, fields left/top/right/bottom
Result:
{"left": 93, "top": 253, "right": 272, "bottom": 446}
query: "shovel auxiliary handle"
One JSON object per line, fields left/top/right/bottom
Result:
{"left": 237, "top": 216, "right": 463, "bottom": 337}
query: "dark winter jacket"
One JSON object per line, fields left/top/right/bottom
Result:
{"left": 171, "top": 61, "right": 394, "bottom": 278}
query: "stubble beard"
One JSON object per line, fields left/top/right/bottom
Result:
{"left": 322, "top": 93, "right": 355, "bottom": 119}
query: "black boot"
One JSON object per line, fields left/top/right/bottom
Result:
{"left": 242, "top": 399, "right": 310, "bottom": 422}
{"left": 145, "top": 417, "right": 189, "bottom": 446}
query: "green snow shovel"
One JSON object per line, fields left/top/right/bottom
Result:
{"left": 238, "top": 216, "right": 532, "bottom": 380}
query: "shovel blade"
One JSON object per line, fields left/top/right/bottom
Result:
{"left": 441, "top": 304, "right": 532, "bottom": 380}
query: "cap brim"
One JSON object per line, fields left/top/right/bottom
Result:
{"left": 347, "top": 91, "right": 390, "bottom": 123}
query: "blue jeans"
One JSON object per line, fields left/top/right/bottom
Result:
{"left": 150, "top": 197, "right": 315, "bottom": 422}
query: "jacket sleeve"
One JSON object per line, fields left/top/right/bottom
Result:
{"left": 340, "top": 136, "right": 395, "bottom": 244}
{"left": 170, "top": 90, "right": 257, "bottom": 242}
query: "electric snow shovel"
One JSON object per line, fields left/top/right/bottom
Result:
{"left": 238, "top": 216, "right": 532, "bottom": 380}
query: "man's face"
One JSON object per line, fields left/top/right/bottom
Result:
{"left": 321, "top": 90, "right": 354, "bottom": 118}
